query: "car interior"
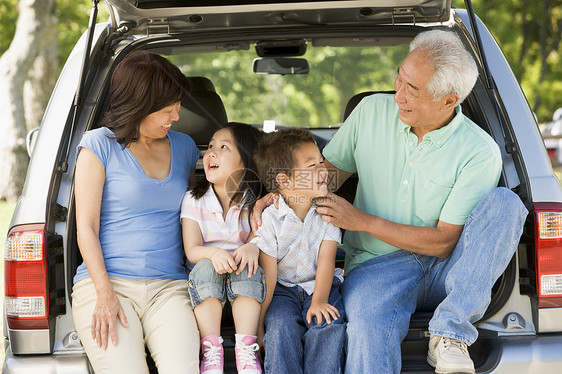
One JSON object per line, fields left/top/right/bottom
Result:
{"left": 66, "top": 28, "right": 529, "bottom": 372}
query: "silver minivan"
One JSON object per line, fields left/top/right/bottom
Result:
{"left": 4, "top": 0, "right": 562, "bottom": 372}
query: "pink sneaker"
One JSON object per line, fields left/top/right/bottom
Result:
{"left": 200, "top": 334, "right": 224, "bottom": 374}
{"left": 235, "top": 336, "right": 262, "bottom": 374}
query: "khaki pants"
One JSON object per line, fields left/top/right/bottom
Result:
{"left": 72, "top": 277, "right": 200, "bottom": 374}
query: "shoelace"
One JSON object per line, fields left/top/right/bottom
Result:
{"left": 202, "top": 340, "right": 222, "bottom": 368}
{"left": 442, "top": 337, "right": 469, "bottom": 355}
{"left": 237, "top": 342, "right": 260, "bottom": 368}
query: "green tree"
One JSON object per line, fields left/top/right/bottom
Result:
{"left": 0, "top": 0, "right": 107, "bottom": 201}
{"left": 0, "top": 0, "right": 18, "bottom": 55}
{"left": 0, "top": 0, "right": 58, "bottom": 201}
{"left": 0, "top": 0, "right": 108, "bottom": 72}
{"left": 470, "top": 0, "right": 562, "bottom": 122}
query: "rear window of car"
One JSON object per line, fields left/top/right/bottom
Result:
{"left": 168, "top": 42, "right": 409, "bottom": 128}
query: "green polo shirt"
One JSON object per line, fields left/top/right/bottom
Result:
{"left": 323, "top": 94, "right": 501, "bottom": 272}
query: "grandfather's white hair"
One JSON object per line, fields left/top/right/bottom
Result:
{"left": 409, "top": 29, "right": 478, "bottom": 104}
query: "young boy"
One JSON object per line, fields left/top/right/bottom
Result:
{"left": 252, "top": 128, "right": 346, "bottom": 374}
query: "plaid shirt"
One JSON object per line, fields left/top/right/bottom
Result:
{"left": 252, "top": 195, "right": 341, "bottom": 295}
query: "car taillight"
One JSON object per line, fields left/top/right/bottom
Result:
{"left": 4, "top": 224, "right": 49, "bottom": 329}
{"left": 534, "top": 203, "right": 562, "bottom": 308}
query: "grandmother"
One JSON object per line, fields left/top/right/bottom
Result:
{"left": 72, "top": 51, "right": 200, "bottom": 373}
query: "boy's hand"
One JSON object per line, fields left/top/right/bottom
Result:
{"left": 210, "top": 248, "right": 237, "bottom": 274}
{"left": 306, "top": 300, "right": 340, "bottom": 325}
{"left": 233, "top": 243, "right": 259, "bottom": 277}
{"left": 250, "top": 193, "right": 279, "bottom": 232}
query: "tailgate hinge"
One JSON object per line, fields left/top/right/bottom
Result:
{"left": 50, "top": 203, "right": 68, "bottom": 222}
{"left": 147, "top": 18, "right": 170, "bottom": 36}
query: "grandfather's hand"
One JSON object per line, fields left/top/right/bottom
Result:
{"left": 250, "top": 192, "right": 279, "bottom": 232}
{"left": 92, "top": 288, "right": 128, "bottom": 349}
{"left": 315, "top": 192, "right": 365, "bottom": 231}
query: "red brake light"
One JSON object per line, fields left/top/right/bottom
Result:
{"left": 534, "top": 203, "right": 562, "bottom": 308}
{"left": 4, "top": 224, "right": 50, "bottom": 329}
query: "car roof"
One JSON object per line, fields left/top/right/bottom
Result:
{"left": 104, "top": 0, "right": 452, "bottom": 34}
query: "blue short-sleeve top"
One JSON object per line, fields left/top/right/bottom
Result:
{"left": 73, "top": 127, "right": 199, "bottom": 283}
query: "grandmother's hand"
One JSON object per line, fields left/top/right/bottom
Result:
{"left": 92, "top": 288, "right": 128, "bottom": 349}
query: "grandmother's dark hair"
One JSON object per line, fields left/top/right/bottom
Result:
{"left": 191, "top": 122, "right": 265, "bottom": 210}
{"left": 254, "top": 128, "right": 316, "bottom": 193}
{"left": 101, "top": 50, "right": 190, "bottom": 146}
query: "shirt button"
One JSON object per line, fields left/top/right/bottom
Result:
{"left": 403, "top": 180, "right": 408, "bottom": 185}
{"left": 409, "top": 142, "right": 413, "bottom": 146}
{"left": 408, "top": 162, "right": 414, "bottom": 167}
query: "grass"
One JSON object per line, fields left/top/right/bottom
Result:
{"left": 0, "top": 201, "right": 15, "bottom": 368}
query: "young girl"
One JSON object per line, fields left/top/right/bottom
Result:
{"left": 181, "top": 122, "right": 265, "bottom": 374}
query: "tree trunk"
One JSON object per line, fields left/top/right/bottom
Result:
{"left": 0, "top": 0, "right": 57, "bottom": 202}
{"left": 24, "top": 1, "right": 58, "bottom": 133}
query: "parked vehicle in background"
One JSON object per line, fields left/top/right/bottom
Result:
{"left": 540, "top": 109, "right": 562, "bottom": 167}
{"left": 4, "top": 0, "right": 562, "bottom": 372}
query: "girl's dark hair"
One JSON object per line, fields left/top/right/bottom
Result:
{"left": 101, "top": 50, "right": 190, "bottom": 146}
{"left": 191, "top": 122, "right": 265, "bottom": 211}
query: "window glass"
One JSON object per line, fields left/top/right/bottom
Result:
{"left": 169, "top": 43, "right": 409, "bottom": 128}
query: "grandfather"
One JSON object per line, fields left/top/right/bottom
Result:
{"left": 316, "top": 30, "right": 528, "bottom": 373}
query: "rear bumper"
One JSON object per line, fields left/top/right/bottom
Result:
{"left": 488, "top": 334, "right": 562, "bottom": 373}
{"left": 2, "top": 346, "right": 91, "bottom": 374}
{"left": 3, "top": 334, "right": 561, "bottom": 373}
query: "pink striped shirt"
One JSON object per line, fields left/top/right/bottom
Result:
{"left": 180, "top": 186, "right": 250, "bottom": 252}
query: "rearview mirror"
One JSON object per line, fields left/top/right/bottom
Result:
{"left": 253, "top": 57, "right": 309, "bottom": 75}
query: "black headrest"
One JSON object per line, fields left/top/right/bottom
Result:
{"left": 343, "top": 90, "right": 395, "bottom": 121}
{"left": 172, "top": 76, "right": 228, "bottom": 146}
{"left": 188, "top": 76, "right": 217, "bottom": 93}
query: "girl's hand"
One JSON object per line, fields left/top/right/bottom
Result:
{"left": 91, "top": 288, "right": 129, "bottom": 349}
{"left": 233, "top": 243, "right": 259, "bottom": 277}
{"left": 210, "top": 248, "right": 237, "bottom": 274}
{"left": 306, "top": 300, "right": 340, "bottom": 326}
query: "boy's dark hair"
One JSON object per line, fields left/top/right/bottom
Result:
{"left": 254, "top": 128, "right": 316, "bottom": 193}
{"left": 192, "top": 122, "right": 265, "bottom": 209}
{"left": 102, "top": 50, "right": 190, "bottom": 146}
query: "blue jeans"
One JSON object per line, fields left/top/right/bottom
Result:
{"left": 342, "top": 187, "right": 529, "bottom": 374}
{"left": 264, "top": 277, "right": 347, "bottom": 374}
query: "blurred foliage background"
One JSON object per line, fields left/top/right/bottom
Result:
{"left": 469, "top": 0, "right": 562, "bottom": 122}
{"left": 168, "top": 45, "right": 409, "bottom": 127}
{"left": 0, "top": 0, "right": 108, "bottom": 61}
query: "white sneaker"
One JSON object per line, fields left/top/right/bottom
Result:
{"left": 427, "top": 335, "right": 475, "bottom": 374}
